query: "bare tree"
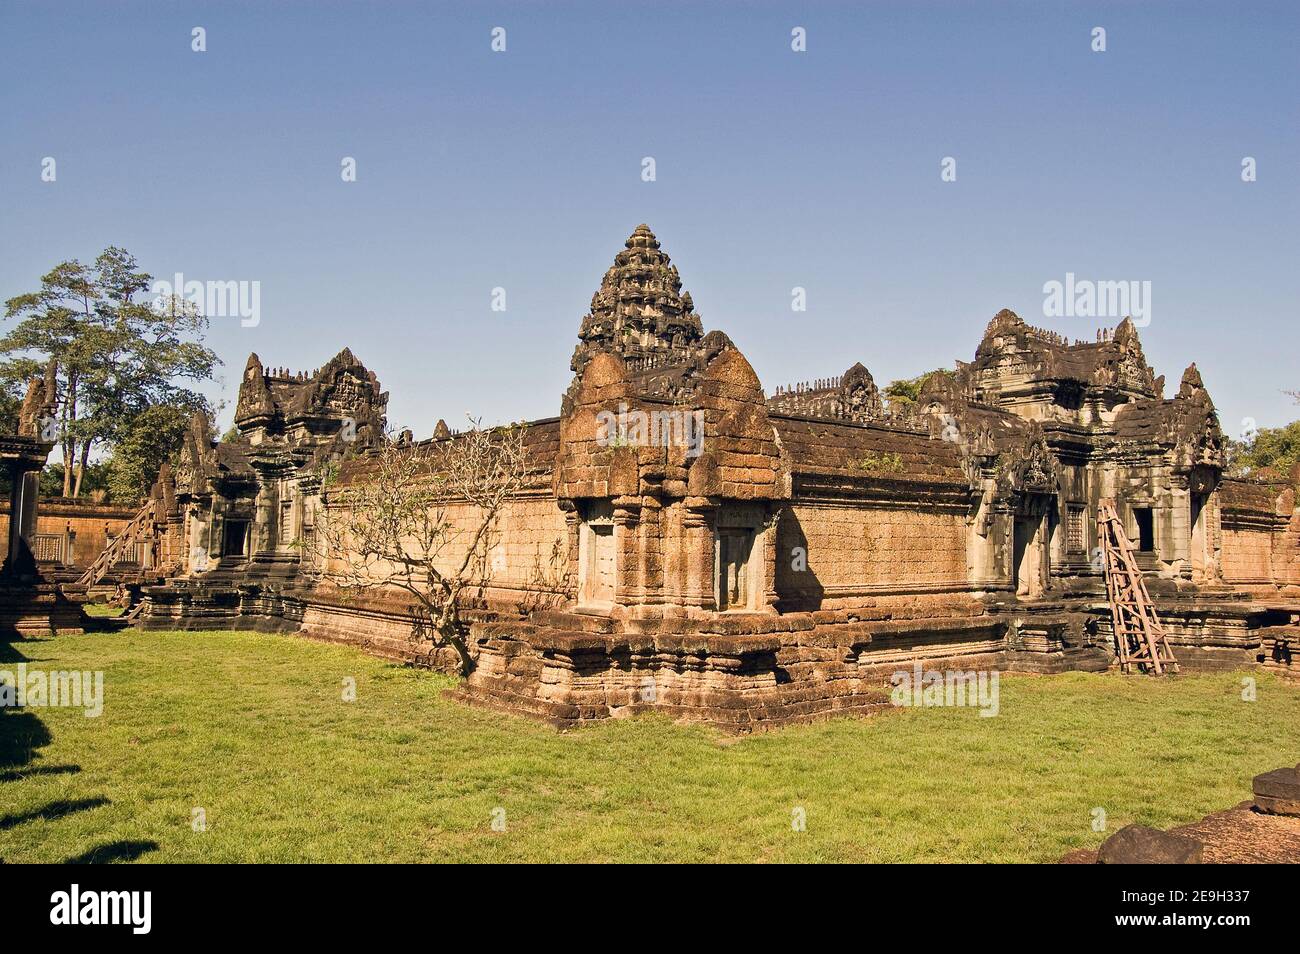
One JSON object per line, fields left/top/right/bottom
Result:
{"left": 309, "top": 419, "right": 530, "bottom": 676}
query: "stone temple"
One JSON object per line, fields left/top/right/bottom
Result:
{"left": 137, "top": 225, "right": 1300, "bottom": 729}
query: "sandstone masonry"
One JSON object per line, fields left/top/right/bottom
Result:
{"left": 140, "top": 225, "right": 1300, "bottom": 729}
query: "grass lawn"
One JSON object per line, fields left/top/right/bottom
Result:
{"left": 2, "top": 627, "right": 1297, "bottom": 863}
{"left": 80, "top": 603, "right": 125, "bottom": 619}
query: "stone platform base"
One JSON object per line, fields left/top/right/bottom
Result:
{"left": 136, "top": 581, "right": 1298, "bottom": 731}
{"left": 453, "top": 608, "right": 1106, "bottom": 732}
{"left": 1089, "top": 595, "right": 1300, "bottom": 677}
{"left": 0, "top": 581, "right": 89, "bottom": 638}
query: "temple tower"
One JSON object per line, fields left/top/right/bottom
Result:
{"left": 570, "top": 224, "right": 705, "bottom": 375}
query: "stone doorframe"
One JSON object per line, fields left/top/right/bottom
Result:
{"left": 1012, "top": 493, "right": 1055, "bottom": 599}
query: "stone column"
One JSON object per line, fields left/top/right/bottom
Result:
{"left": 760, "top": 515, "right": 780, "bottom": 612}
{"left": 611, "top": 495, "right": 641, "bottom": 607}
{"left": 1166, "top": 477, "right": 1191, "bottom": 574}
{"left": 637, "top": 497, "right": 664, "bottom": 608}
{"left": 558, "top": 501, "right": 580, "bottom": 603}
{"left": 2, "top": 461, "right": 42, "bottom": 578}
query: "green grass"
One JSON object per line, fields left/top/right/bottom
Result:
{"left": 80, "top": 603, "right": 125, "bottom": 618}
{"left": 2, "top": 627, "right": 1297, "bottom": 863}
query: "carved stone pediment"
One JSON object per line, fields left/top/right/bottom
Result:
{"left": 174, "top": 458, "right": 195, "bottom": 495}
{"left": 1017, "top": 438, "right": 1056, "bottom": 493}
{"left": 998, "top": 431, "right": 1057, "bottom": 497}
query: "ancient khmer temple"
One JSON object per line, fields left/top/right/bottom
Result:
{"left": 137, "top": 225, "right": 1300, "bottom": 729}
{"left": 0, "top": 362, "right": 88, "bottom": 636}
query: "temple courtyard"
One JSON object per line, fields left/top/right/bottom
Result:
{"left": 2, "top": 625, "right": 1297, "bottom": 864}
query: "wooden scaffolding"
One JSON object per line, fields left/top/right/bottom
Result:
{"left": 1097, "top": 499, "right": 1179, "bottom": 675}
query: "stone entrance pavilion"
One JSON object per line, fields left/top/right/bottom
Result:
{"left": 141, "top": 225, "right": 1300, "bottom": 729}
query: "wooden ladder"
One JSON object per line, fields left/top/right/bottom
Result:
{"left": 1097, "top": 499, "right": 1179, "bottom": 675}
{"left": 76, "top": 502, "right": 153, "bottom": 589}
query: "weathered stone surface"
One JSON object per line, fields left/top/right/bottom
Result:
{"left": 1063, "top": 801, "right": 1300, "bottom": 864}
{"left": 133, "top": 224, "right": 1300, "bottom": 729}
{"left": 1253, "top": 765, "right": 1300, "bottom": 817}
{"left": 1097, "top": 824, "right": 1203, "bottom": 864}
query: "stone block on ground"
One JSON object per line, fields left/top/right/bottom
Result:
{"left": 1097, "top": 824, "right": 1203, "bottom": 864}
{"left": 1253, "top": 764, "right": 1300, "bottom": 817}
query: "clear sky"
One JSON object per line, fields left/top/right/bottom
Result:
{"left": 2, "top": 1, "right": 1296, "bottom": 444}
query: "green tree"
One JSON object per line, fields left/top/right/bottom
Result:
{"left": 0, "top": 375, "right": 21, "bottom": 434}
{"left": 311, "top": 421, "right": 532, "bottom": 676}
{"left": 1227, "top": 420, "right": 1300, "bottom": 479}
{"left": 883, "top": 368, "right": 952, "bottom": 409}
{"left": 39, "top": 461, "right": 111, "bottom": 500}
{"left": 105, "top": 404, "right": 198, "bottom": 504}
{"left": 2, "top": 247, "right": 219, "bottom": 497}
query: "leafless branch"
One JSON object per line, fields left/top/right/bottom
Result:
{"left": 305, "top": 418, "right": 531, "bottom": 675}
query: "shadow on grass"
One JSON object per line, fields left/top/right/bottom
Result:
{"left": 1, "top": 638, "right": 56, "bottom": 777}
{"left": 0, "top": 764, "right": 81, "bottom": 783}
{"left": 2, "top": 635, "right": 116, "bottom": 864}
{"left": 63, "top": 840, "right": 160, "bottom": 865}
{"left": 0, "top": 796, "right": 109, "bottom": 831}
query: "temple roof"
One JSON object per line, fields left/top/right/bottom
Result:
{"left": 570, "top": 224, "right": 705, "bottom": 375}
{"left": 772, "top": 417, "right": 966, "bottom": 484}
{"left": 766, "top": 362, "right": 885, "bottom": 423}
{"left": 971, "top": 310, "right": 1158, "bottom": 400}
{"left": 234, "top": 348, "right": 387, "bottom": 436}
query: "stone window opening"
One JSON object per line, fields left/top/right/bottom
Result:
{"left": 279, "top": 497, "right": 294, "bottom": 547}
{"left": 1132, "top": 507, "right": 1155, "bottom": 553}
{"left": 1066, "top": 503, "right": 1087, "bottom": 554}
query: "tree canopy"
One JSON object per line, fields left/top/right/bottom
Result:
{"left": 2, "top": 247, "right": 219, "bottom": 499}
{"left": 1228, "top": 420, "right": 1300, "bottom": 481}
{"left": 883, "top": 368, "right": 952, "bottom": 409}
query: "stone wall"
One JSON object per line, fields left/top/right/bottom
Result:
{"left": 0, "top": 498, "right": 140, "bottom": 569}
{"left": 1221, "top": 526, "right": 1276, "bottom": 586}
{"left": 775, "top": 502, "right": 970, "bottom": 609}
{"left": 315, "top": 488, "right": 572, "bottom": 608}
{"left": 1274, "top": 509, "right": 1300, "bottom": 597}
{"left": 1219, "top": 477, "right": 1297, "bottom": 595}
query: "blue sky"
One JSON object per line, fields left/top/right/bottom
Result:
{"left": 2, "top": 0, "right": 1297, "bottom": 443}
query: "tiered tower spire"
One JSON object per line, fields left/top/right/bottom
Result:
{"left": 570, "top": 224, "right": 704, "bottom": 374}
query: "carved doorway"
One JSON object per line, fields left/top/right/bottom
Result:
{"left": 578, "top": 502, "right": 616, "bottom": 607}
{"left": 716, "top": 527, "right": 756, "bottom": 611}
{"left": 1012, "top": 509, "right": 1047, "bottom": 598}
{"left": 222, "top": 520, "right": 249, "bottom": 559}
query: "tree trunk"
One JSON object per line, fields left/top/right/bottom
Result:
{"left": 61, "top": 432, "right": 72, "bottom": 498}
{"left": 62, "top": 372, "right": 77, "bottom": 497}
{"left": 440, "top": 623, "right": 475, "bottom": 677}
{"left": 72, "top": 439, "right": 91, "bottom": 498}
